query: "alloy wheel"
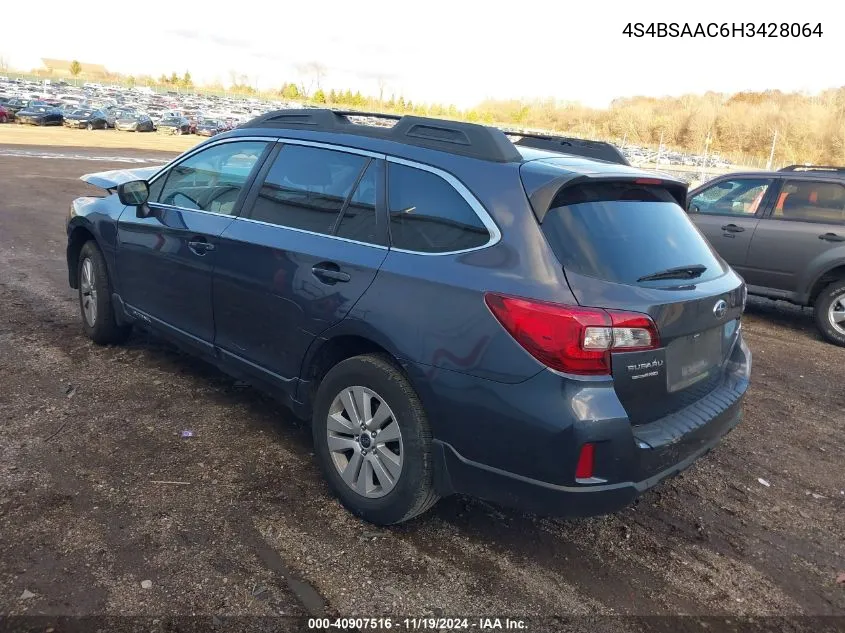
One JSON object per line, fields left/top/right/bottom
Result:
{"left": 828, "top": 291, "right": 845, "bottom": 335}
{"left": 80, "top": 257, "right": 98, "bottom": 327}
{"left": 326, "top": 386, "right": 403, "bottom": 498}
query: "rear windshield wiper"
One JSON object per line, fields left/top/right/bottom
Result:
{"left": 637, "top": 264, "right": 707, "bottom": 283}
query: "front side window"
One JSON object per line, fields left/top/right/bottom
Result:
{"left": 772, "top": 181, "right": 845, "bottom": 224}
{"left": 689, "top": 178, "right": 772, "bottom": 216}
{"left": 154, "top": 141, "right": 268, "bottom": 215}
{"left": 247, "top": 144, "right": 368, "bottom": 236}
{"left": 387, "top": 162, "right": 490, "bottom": 253}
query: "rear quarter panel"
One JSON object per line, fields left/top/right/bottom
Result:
{"left": 323, "top": 157, "right": 580, "bottom": 384}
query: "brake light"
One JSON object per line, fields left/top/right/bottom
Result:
{"left": 484, "top": 293, "right": 659, "bottom": 375}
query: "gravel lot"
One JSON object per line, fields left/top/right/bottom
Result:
{"left": 0, "top": 145, "right": 843, "bottom": 629}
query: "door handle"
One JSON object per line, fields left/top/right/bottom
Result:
{"left": 721, "top": 224, "right": 745, "bottom": 233}
{"left": 818, "top": 232, "right": 845, "bottom": 242}
{"left": 187, "top": 239, "right": 215, "bottom": 255}
{"left": 312, "top": 263, "right": 351, "bottom": 283}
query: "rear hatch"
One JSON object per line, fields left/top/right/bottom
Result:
{"left": 522, "top": 162, "right": 745, "bottom": 425}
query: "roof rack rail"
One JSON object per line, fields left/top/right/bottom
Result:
{"left": 779, "top": 164, "right": 845, "bottom": 173}
{"left": 503, "top": 130, "right": 630, "bottom": 166}
{"left": 241, "top": 109, "right": 522, "bottom": 163}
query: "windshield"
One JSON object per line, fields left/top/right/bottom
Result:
{"left": 541, "top": 182, "right": 725, "bottom": 285}
{"left": 73, "top": 110, "right": 94, "bottom": 116}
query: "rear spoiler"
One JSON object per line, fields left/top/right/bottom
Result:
{"left": 79, "top": 166, "right": 160, "bottom": 191}
{"left": 522, "top": 170, "right": 688, "bottom": 223}
{"left": 504, "top": 131, "right": 630, "bottom": 166}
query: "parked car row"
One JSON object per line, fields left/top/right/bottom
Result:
{"left": 623, "top": 144, "right": 733, "bottom": 169}
{"left": 0, "top": 77, "right": 278, "bottom": 136}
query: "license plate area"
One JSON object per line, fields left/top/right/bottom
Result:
{"left": 665, "top": 327, "right": 723, "bottom": 393}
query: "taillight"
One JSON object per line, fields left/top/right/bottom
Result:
{"left": 484, "top": 293, "right": 659, "bottom": 375}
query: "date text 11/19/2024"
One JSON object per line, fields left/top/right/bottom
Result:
{"left": 308, "top": 617, "right": 528, "bottom": 630}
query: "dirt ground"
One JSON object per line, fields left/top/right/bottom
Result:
{"left": 0, "top": 145, "right": 844, "bottom": 628}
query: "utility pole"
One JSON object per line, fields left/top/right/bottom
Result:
{"left": 655, "top": 130, "right": 664, "bottom": 166}
{"left": 766, "top": 129, "right": 778, "bottom": 170}
{"left": 699, "top": 132, "right": 712, "bottom": 182}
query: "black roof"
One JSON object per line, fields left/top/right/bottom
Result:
{"left": 241, "top": 109, "right": 629, "bottom": 166}
{"left": 709, "top": 168, "right": 845, "bottom": 182}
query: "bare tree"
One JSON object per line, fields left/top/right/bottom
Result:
{"left": 296, "top": 62, "right": 327, "bottom": 97}
{"left": 376, "top": 75, "right": 389, "bottom": 104}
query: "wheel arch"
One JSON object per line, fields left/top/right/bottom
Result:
{"left": 297, "top": 333, "right": 402, "bottom": 412}
{"left": 807, "top": 263, "right": 845, "bottom": 306}
{"left": 66, "top": 221, "right": 99, "bottom": 289}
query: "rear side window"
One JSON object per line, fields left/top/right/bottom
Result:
{"left": 249, "top": 144, "right": 368, "bottom": 235}
{"left": 542, "top": 182, "right": 725, "bottom": 285}
{"left": 387, "top": 162, "right": 490, "bottom": 253}
{"left": 772, "top": 180, "right": 845, "bottom": 224}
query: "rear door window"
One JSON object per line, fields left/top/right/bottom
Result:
{"left": 335, "top": 161, "right": 382, "bottom": 244}
{"left": 771, "top": 180, "right": 845, "bottom": 224}
{"left": 247, "top": 144, "right": 368, "bottom": 236}
{"left": 542, "top": 182, "right": 725, "bottom": 285}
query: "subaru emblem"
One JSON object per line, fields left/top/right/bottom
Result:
{"left": 713, "top": 299, "right": 728, "bottom": 320}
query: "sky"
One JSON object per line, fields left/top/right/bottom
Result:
{"left": 1, "top": 0, "right": 842, "bottom": 109}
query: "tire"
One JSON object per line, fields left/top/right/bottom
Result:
{"left": 78, "top": 241, "right": 132, "bottom": 345}
{"left": 312, "top": 354, "right": 439, "bottom": 525}
{"left": 87, "top": 122, "right": 94, "bottom": 131}
{"left": 813, "top": 280, "right": 845, "bottom": 346}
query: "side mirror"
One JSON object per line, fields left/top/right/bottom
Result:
{"left": 116, "top": 180, "right": 152, "bottom": 218}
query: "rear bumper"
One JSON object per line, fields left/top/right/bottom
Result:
{"left": 419, "top": 333, "right": 751, "bottom": 517}
{"left": 434, "top": 402, "right": 741, "bottom": 517}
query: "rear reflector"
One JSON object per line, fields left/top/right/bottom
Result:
{"left": 484, "top": 293, "right": 659, "bottom": 375}
{"left": 575, "top": 443, "right": 595, "bottom": 479}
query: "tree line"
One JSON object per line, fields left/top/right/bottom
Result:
{"left": 35, "top": 61, "right": 845, "bottom": 165}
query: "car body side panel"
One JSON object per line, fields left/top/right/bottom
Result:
{"left": 744, "top": 218, "right": 845, "bottom": 297}
{"left": 212, "top": 219, "right": 389, "bottom": 384}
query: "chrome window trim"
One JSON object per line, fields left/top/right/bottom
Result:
{"left": 274, "top": 137, "right": 386, "bottom": 160}
{"left": 385, "top": 156, "right": 502, "bottom": 256}
{"left": 232, "top": 216, "right": 389, "bottom": 251}
{"left": 146, "top": 135, "right": 502, "bottom": 255}
{"left": 145, "top": 202, "right": 238, "bottom": 219}
{"left": 146, "top": 136, "right": 275, "bottom": 185}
